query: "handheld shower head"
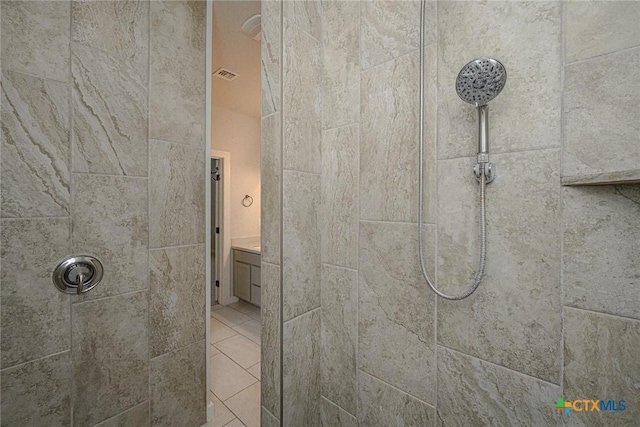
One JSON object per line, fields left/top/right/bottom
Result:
{"left": 456, "top": 57, "right": 506, "bottom": 106}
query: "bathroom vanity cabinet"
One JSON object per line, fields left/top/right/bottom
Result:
{"left": 233, "top": 249, "right": 261, "bottom": 307}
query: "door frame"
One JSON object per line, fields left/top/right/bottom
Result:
{"left": 205, "top": 0, "right": 213, "bottom": 421}
{"left": 210, "top": 150, "right": 236, "bottom": 308}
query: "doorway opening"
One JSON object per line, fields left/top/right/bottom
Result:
{"left": 207, "top": 1, "right": 262, "bottom": 426}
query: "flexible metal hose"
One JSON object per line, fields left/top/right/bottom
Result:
{"left": 418, "top": 0, "right": 487, "bottom": 300}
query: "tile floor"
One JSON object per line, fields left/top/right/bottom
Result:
{"left": 207, "top": 301, "right": 261, "bottom": 427}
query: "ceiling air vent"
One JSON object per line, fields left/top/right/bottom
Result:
{"left": 213, "top": 67, "right": 239, "bottom": 82}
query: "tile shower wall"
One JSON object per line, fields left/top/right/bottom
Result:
{"left": 261, "top": 0, "right": 282, "bottom": 424}
{"left": 263, "top": 1, "right": 640, "bottom": 425}
{"left": 0, "top": 1, "right": 207, "bottom": 425}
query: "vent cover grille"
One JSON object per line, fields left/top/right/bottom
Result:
{"left": 213, "top": 67, "right": 239, "bottom": 81}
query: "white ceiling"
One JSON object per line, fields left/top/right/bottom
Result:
{"left": 212, "top": 0, "right": 261, "bottom": 118}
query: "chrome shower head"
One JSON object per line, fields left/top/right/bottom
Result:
{"left": 455, "top": 57, "right": 507, "bottom": 106}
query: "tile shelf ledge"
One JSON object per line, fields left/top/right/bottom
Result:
{"left": 561, "top": 169, "right": 640, "bottom": 186}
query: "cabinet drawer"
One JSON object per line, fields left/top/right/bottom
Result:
{"left": 250, "top": 265, "right": 261, "bottom": 287}
{"left": 250, "top": 284, "right": 261, "bottom": 306}
{"left": 234, "top": 261, "right": 251, "bottom": 301}
{"left": 234, "top": 249, "right": 261, "bottom": 266}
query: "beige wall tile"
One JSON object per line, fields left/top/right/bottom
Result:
{"left": 563, "top": 185, "right": 640, "bottom": 320}
{"left": 0, "top": 352, "right": 71, "bottom": 426}
{"left": 421, "top": 43, "right": 438, "bottom": 224}
{"left": 360, "top": 0, "right": 430, "bottom": 70}
{"left": 358, "top": 371, "right": 434, "bottom": 426}
{"left": 73, "top": 291, "right": 149, "bottom": 426}
{"left": 321, "top": 125, "right": 359, "bottom": 269}
{"left": 262, "top": 0, "right": 281, "bottom": 116}
{"left": 320, "top": 396, "right": 357, "bottom": 427}
{"left": 564, "top": 48, "right": 640, "bottom": 177}
{"left": 71, "top": 0, "right": 149, "bottom": 77}
{"left": 283, "top": 170, "right": 321, "bottom": 321}
{"left": 322, "top": 0, "right": 360, "bottom": 129}
{"left": 437, "top": 1, "right": 561, "bottom": 159}
{"left": 262, "top": 407, "right": 279, "bottom": 427}
{"left": 1, "top": 1, "right": 70, "bottom": 82}
{"left": 437, "top": 149, "right": 561, "bottom": 383}
{"left": 72, "top": 175, "right": 148, "bottom": 301}
{"left": 261, "top": 262, "right": 281, "bottom": 419}
{"left": 283, "top": 0, "right": 321, "bottom": 41}
{"left": 359, "top": 221, "right": 436, "bottom": 404}
{"left": 151, "top": 340, "right": 206, "bottom": 427}
{"left": 565, "top": 1, "right": 640, "bottom": 64}
{"left": 283, "top": 22, "right": 322, "bottom": 173}
{"left": 71, "top": 42, "right": 148, "bottom": 176}
{"left": 149, "top": 1, "right": 206, "bottom": 146}
{"left": 437, "top": 347, "right": 561, "bottom": 426}
{"left": 283, "top": 308, "right": 320, "bottom": 427}
{"left": 150, "top": 245, "right": 206, "bottom": 358}
{"left": 360, "top": 51, "right": 419, "bottom": 222}
{"left": 1, "top": 218, "right": 70, "bottom": 368}
{"left": 149, "top": 140, "right": 205, "bottom": 248}
{"left": 564, "top": 308, "right": 640, "bottom": 426}
{"left": 1, "top": 70, "right": 70, "bottom": 218}
{"left": 95, "top": 401, "right": 150, "bottom": 427}
{"left": 321, "top": 265, "right": 357, "bottom": 415}
{"left": 261, "top": 113, "right": 281, "bottom": 265}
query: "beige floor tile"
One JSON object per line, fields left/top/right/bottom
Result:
{"left": 212, "top": 307, "right": 252, "bottom": 327}
{"left": 216, "top": 334, "right": 261, "bottom": 369}
{"left": 232, "top": 319, "right": 261, "bottom": 345}
{"left": 223, "top": 419, "right": 245, "bottom": 427}
{"left": 225, "top": 382, "right": 261, "bottom": 427}
{"left": 247, "top": 363, "right": 261, "bottom": 380}
{"left": 228, "top": 301, "right": 261, "bottom": 321}
{"left": 211, "top": 344, "right": 221, "bottom": 357}
{"left": 212, "top": 303, "right": 224, "bottom": 311}
{"left": 211, "top": 317, "right": 238, "bottom": 344}
{"left": 206, "top": 395, "right": 235, "bottom": 427}
{"left": 210, "top": 353, "right": 257, "bottom": 401}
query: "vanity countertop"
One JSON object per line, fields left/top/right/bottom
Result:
{"left": 232, "top": 243, "right": 261, "bottom": 255}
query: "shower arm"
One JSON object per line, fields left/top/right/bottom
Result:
{"left": 474, "top": 105, "right": 495, "bottom": 183}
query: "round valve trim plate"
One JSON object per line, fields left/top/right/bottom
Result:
{"left": 52, "top": 255, "right": 103, "bottom": 294}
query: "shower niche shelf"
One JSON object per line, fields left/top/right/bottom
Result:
{"left": 561, "top": 169, "right": 640, "bottom": 186}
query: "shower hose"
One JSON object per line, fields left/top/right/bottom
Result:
{"left": 417, "top": 0, "right": 487, "bottom": 300}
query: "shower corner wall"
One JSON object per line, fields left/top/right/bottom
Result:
{"left": 262, "top": 0, "right": 640, "bottom": 426}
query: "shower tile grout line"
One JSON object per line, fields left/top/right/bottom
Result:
{"left": 433, "top": 0, "right": 440, "bottom": 422}
{"left": 320, "top": 394, "right": 356, "bottom": 419}
{"left": 0, "top": 216, "right": 70, "bottom": 221}
{"left": 564, "top": 43, "right": 640, "bottom": 67}
{"left": 356, "top": 0, "right": 362, "bottom": 419}
{"left": 321, "top": 120, "right": 360, "bottom": 134}
{"left": 146, "top": 1, "right": 152, "bottom": 424}
{"left": 71, "top": 288, "right": 148, "bottom": 307}
{"left": 0, "top": 348, "right": 70, "bottom": 373}
{"left": 563, "top": 305, "right": 640, "bottom": 323}
{"left": 437, "top": 144, "right": 562, "bottom": 162}
{"left": 438, "top": 345, "right": 562, "bottom": 389}
{"left": 71, "top": 171, "right": 149, "bottom": 179}
{"left": 559, "top": 0, "right": 567, "bottom": 399}
{"left": 68, "top": 2, "right": 76, "bottom": 423}
{"left": 357, "top": 368, "right": 436, "bottom": 410}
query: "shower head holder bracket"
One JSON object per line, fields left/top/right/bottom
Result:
{"left": 474, "top": 160, "right": 495, "bottom": 183}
